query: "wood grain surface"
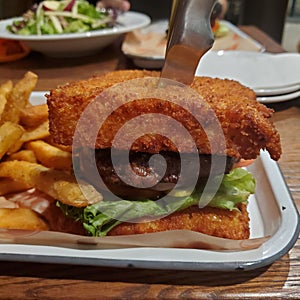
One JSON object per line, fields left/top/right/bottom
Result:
{"left": 0, "top": 26, "right": 299, "bottom": 300}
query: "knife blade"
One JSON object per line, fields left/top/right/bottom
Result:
{"left": 161, "top": 0, "right": 217, "bottom": 85}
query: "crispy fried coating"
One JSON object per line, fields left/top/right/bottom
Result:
{"left": 108, "top": 204, "right": 250, "bottom": 240}
{"left": 47, "top": 70, "right": 281, "bottom": 161}
{"left": 191, "top": 77, "right": 281, "bottom": 160}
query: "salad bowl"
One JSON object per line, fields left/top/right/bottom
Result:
{"left": 0, "top": 11, "right": 150, "bottom": 57}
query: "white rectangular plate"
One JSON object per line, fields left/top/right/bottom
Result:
{"left": 0, "top": 92, "right": 299, "bottom": 271}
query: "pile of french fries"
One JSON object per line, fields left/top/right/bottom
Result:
{"left": 0, "top": 72, "right": 102, "bottom": 231}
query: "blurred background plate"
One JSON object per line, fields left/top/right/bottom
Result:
{"left": 213, "top": 20, "right": 265, "bottom": 52}
{"left": 121, "top": 20, "right": 167, "bottom": 69}
{"left": 0, "top": 12, "right": 150, "bottom": 57}
{"left": 196, "top": 50, "right": 300, "bottom": 103}
{"left": 122, "top": 20, "right": 264, "bottom": 69}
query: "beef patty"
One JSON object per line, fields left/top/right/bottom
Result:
{"left": 76, "top": 148, "right": 236, "bottom": 199}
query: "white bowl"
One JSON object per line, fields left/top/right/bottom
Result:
{"left": 0, "top": 11, "right": 150, "bottom": 57}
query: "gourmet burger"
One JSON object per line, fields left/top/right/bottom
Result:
{"left": 47, "top": 70, "right": 281, "bottom": 239}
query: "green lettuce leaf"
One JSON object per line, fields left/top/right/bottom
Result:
{"left": 64, "top": 20, "right": 90, "bottom": 33}
{"left": 58, "top": 168, "right": 256, "bottom": 236}
{"left": 77, "top": 1, "right": 104, "bottom": 19}
{"left": 208, "top": 168, "right": 256, "bottom": 210}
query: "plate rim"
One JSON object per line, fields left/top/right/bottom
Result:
{"left": 257, "top": 89, "right": 300, "bottom": 103}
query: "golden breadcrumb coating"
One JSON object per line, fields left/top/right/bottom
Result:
{"left": 108, "top": 204, "right": 250, "bottom": 240}
{"left": 47, "top": 70, "right": 281, "bottom": 161}
{"left": 191, "top": 77, "right": 281, "bottom": 160}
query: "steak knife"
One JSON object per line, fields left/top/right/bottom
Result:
{"left": 161, "top": 0, "right": 217, "bottom": 85}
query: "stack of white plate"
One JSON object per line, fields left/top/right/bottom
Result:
{"left": 196, "top": 51, "right": 300, "bottom": 104}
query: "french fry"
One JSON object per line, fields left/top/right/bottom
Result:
{"left": 26, "top": 140, "right": 72, "bottom": 171}
{"left": 44, "top": 136, "right": 72, "bottom": 153}
{"left": 6, "top": 139, "right": 24, "bottom": 156}
{"left": 20, "top": 104, "right": 48, "bottom": 128}
{"left": 0, "top": 80, "right": 13, "bottom": 96}
{"left": 0, "top": 208, "right": 49, "bottom": 230}
{"left": 7, "top": 120, "right": 50, "bottom": 154}
{"left": 1, "top": 71, "right": 38, "bottom": 124}
{"left": 0, "top": 161, "right": 102, "bottom": 207}
{"left": 0, "top": 80, "right": 12, "bottom": 120}
{"left": 0, "top": 178, "right": 33, "bottom": 196}
{"left": 6, "top": 149, "right": 37, "bottom": 163}
{"left": 0, "top": 72, "right": 97, "bottom": 233}
{"left": 21, "top": 120, "right": 50, "bottom": 142}
{"left": 0, "top": 95, "right": 7, "bottom": 119}
{"left": 0, "top": 122, "right": 24, "bottom": 160}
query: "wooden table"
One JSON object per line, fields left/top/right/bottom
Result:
{"left": 0, "top": 26, "right": 299, "bottom": 299}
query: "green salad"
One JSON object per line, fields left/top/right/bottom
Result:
{"left": 7, "top": 0, "right": 118, "bottom": 35}
{"left": 58, "top": 168, "right": 256, "bottom": 237}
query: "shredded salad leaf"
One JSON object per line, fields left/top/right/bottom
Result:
{"left": 58, "top": 168, "right": 256, "bottom": 236}
{"left": 7, "top": 0, "right": 117, "bottom": 35}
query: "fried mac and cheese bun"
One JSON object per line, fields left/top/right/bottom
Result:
{"left": 108, "top": 204, "right": 250, "bottom": 240}
{"left": 47, "top": 70, "right": 281, "bottom": 161}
